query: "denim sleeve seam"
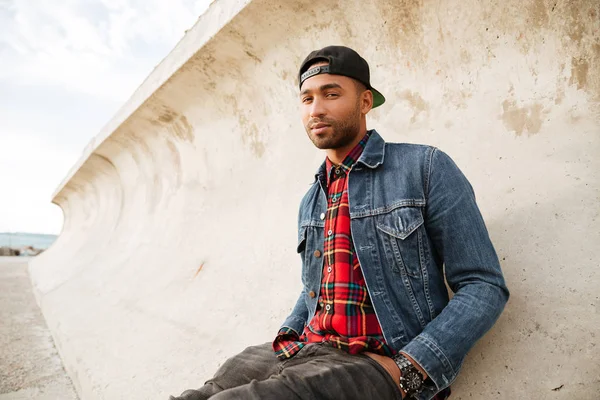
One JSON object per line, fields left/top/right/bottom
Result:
{"left": 424, "top": 147, "right": 437, "bottom": 203}
{"left": 416, "top": 334, "right": 457, "bottom": 378}
{"left": 278, "top": 326, "right": 300, "bottom": 336}
{"left": 281, "top": 317, "right": 305, "bottom": 327}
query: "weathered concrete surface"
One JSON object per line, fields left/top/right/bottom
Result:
{"left": 29, "top": 0, "right": 599, "bottom": 399}
{"left": 0, "top": 257, "right": 78, "bottom": 400}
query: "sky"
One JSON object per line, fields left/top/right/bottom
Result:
{"left": 0, "top": 0, "right": 211, "bottom": 235}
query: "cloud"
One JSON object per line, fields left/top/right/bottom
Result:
{"left": 0, "top": 0, "right": 211, "bottom": 233}
{"left": 0, "top": 0, "right": 210, "bottom": 101}
{"left": 0, "top": 131, "right": 77, "bottom": 234}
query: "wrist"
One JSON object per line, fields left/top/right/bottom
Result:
{"left": 399, "top": 352, "right": 428, "bottom": 380}
{"left": 392, "top": 353, "right": 425, "bottom": 398}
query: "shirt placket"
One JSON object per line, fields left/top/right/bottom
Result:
{"left": 321, "top": 167, "right": 344, "bottom": 329}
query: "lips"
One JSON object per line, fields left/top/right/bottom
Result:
{"left": 310, "top": 123, "right": 331, "bottom": 135}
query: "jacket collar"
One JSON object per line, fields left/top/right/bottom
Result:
{"left": 356, "top": 129, "right": 385, "bottom": 168}
{"left": 314, "top": 129, "right": 385, "bottom": 182}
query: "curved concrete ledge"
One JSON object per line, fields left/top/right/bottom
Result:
{"left": 31, "top": 0, "right": 599, "bottom": 398}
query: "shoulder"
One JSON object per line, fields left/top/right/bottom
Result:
{"left": 383, "top": 142, "right": 439, "bottom": 171}
{"left": 385, "top": 142, "right": 437, "bottom": 157}
{"left": 297, "top": 178, "right": 321, "bottom": 224}
{"left": 299, "top": 180, "right": 319, "bottom": 204}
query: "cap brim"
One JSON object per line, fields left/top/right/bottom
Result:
{"left": 371, "top": 88, "right": 385, "bottom": 108}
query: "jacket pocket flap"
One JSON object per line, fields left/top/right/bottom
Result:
{"left": 376, "top": 207, "right": 424, "bottom": 240}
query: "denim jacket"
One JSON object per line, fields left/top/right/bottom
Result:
{"left": 281, "top": 130, "right": 509, "bottom": 399}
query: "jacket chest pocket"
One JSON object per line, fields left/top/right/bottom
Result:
{"left": 375, "top": 206, "right": 426, "bottom": 278}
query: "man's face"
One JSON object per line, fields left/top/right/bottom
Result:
{"left": 299, "top": 63, "right": 365, "bottom": 151}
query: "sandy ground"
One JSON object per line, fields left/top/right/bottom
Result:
{"left": 0, "top": 257, "right": 78, "bottom": 400}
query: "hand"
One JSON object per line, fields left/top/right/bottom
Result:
{"left": 364, "top": 352, "right": 402, "bottom": 392}
{"left": 364, "top": 352, "right": 429, "bottom": 398}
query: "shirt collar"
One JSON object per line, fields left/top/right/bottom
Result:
{"left": 325, "top": 131, "right": 371, "bottom": 185}
{"left": 315, "top": 129, "right": 386, "bottom": 183}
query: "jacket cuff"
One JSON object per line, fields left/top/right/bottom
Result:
{"left": 401, "top": 333, "right": 460, "bottom": 393}
{"left": 277, "top": 327, "right": 300, "bottom": 337}
{"left": 280, "top": 316, "right": 306, "bottom": 335}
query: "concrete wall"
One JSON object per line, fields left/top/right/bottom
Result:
{"left": 29, "top": 0, "right": 599, "bottom": 398}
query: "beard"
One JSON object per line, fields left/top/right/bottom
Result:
{"left": 305, "top": 100, "right": 362, "bottom": 150}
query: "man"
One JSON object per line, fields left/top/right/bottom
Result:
{"left": 170, "top": 45, "right": 509, "bottom": 400}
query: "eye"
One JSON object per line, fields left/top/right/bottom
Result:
{"left": 326, "top": 92, "right": 339, "bottom": 98}
{"left": 302, "top": 96, "right": 313, "bottom": 104}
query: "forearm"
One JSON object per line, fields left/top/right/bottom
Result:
{"left": 279, "top": 289, "right": 308, "bottom": 334}
{"left": 401, "top": 279, "right": 508, "bottom": 390}
{"left": 408, "top": 148, "right": 510, "bottom": 391}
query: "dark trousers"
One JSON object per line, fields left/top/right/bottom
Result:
{"left": 169, "top": 342, "right": 402, "bottom": 400}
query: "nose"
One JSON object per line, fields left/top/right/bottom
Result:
{"left": 308, "top": 97, "right": 326, "bottom": 119}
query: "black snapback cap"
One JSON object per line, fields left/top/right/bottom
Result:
{"left": 298, "top": 45, "right": 385, "bottom": 108}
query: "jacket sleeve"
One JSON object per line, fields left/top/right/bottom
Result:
{"left": 279, "top": 289, "right": 308, "bottom": 334}
{"left": 400, "top": 148, "right": 509, "bottom": 394}
{"left": 279, "top": 194, "right": 313, "bottom": 334}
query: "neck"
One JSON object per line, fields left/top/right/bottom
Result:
{"left": 326, "top": 126, "right": 368, "bottom": 165}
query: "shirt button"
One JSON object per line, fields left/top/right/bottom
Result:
{"left": 332, "top": 197, "right": 337, "bottom": 203}
{"left": 320, "top": 213, "right": 325, "bottom": 220}
{"left": 313, "top": 250, "right": 322, "bottom": 258}
{"left": 325, "top": 304, "right": 331, "bottom": 311}
{"left": 335, "top": 168, "right": 341, "bottom": 175}
{"left": 328, "top": 230, "right": 333, "bottom": 236}
{"left": 327, "top": 266, "right": 332, "bottom": 273}
{"left": 309, "top": 291, "right": 316, "bottom": 298}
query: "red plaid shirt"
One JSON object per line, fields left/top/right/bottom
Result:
{"left": 273, "top": 131, "right": 451, "bottom": 399}
{"left": 274, "top": 130, "right": 392, "bottom": 359}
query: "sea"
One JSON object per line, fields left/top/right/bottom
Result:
{"left": 0, "top": 232, "right": 58, "bottom": 249}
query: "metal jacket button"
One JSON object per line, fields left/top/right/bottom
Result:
{"left": 313, "top": 250, "right": 322, "bottom": 258}
{"left": 309, "top": 291, "right": 316, "bottom": 298}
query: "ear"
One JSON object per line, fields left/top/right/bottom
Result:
{"left": 361, "top": 89, "right": 373, "bottom": 115}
